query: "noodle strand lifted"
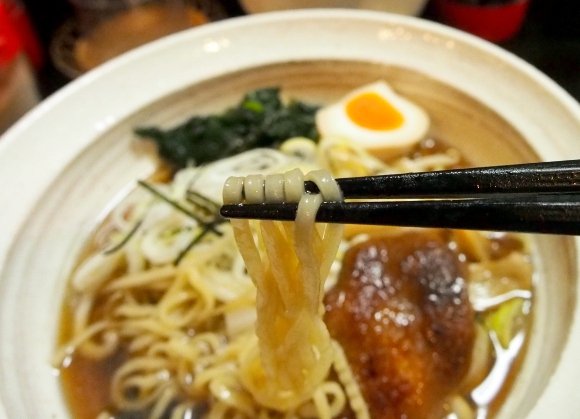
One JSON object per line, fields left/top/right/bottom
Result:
{"left": 223, "top": 169, "right": 349, "bottom": 412}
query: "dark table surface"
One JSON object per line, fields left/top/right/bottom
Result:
{"left": 26, "top": 0, "right": 579, "bottom": 102}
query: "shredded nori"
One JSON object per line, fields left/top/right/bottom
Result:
{"left": 136, "top": 180, "right": 227, "bottom": 263}
{"left": 137, "top": 180, "right": 223, "bottom": 236}
{"left": 135, "top": 87, "right": 320, "bottom": 168}
{"left": 103, "top": 220, "right": 143, "bottom": 255}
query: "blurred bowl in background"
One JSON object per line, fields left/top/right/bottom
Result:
{"left": 69, "top": 0, "right": 207, "bottom": 72}
{"left": 51, "top": 0, "right": 227, "bottom": 78}
{"left": 239, "top": 0, "right": 429, "bottom": 16}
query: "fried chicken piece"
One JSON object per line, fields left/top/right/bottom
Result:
{"left": 325, "top": 231, "right": 474, "bottom": 419}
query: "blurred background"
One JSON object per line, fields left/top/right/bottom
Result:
{"left": 1, "top": 0, "right": 579, "bottom": 134}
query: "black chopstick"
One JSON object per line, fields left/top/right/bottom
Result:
{"left": 219, "top": 160, "right": 580, "bottom": 235}
{"left": 303, "top": 159, "right": 580, "bottom": 198}
{"left": 221, "top": 194, "right": 580, "bottom": 235}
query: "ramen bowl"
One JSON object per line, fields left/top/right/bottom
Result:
{"left": 0, "top": 9, "right": 579, "bottom": 419}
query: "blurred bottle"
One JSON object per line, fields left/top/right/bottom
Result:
{"left": 2, "top": 0, "right": 43, "bottom": 69}
{"left": 0, "top": 0, "right": 40, "bottom": 134}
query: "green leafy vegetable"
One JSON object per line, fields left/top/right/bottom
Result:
{"left": 135, "top": 87, "right": 320, "bottom": 168}
{"left": 484, "top": 298, "right": 526, "bottom": 348}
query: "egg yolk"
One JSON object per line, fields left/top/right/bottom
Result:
{"left": 346, "top": 92, "right": 404, "bottom": 131}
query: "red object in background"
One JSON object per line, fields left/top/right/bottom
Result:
{"left": 436, "top": 0, "right": 530, "bottom": 43}
{"left": 0, "top": 2, "right": 21, "bottom": 65}
{"left": 0, "top": 0, "right": 43, "bottom": 69}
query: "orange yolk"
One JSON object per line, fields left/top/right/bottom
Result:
{"left": 345, "top": 92, "right": 404, "bottom": 131}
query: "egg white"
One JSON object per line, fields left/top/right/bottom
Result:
{"left": 316, "top": 81, "right": 430, "bottom": 159}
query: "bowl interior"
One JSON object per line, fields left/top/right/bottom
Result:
{"left": 0, "top": 60, "right": 576, "bottom": 418}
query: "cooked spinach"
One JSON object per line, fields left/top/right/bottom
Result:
{"left": 135, "top": 87, "right": 320, "bottom": 168}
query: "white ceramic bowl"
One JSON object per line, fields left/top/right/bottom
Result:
{"left": 0, "top": 10, "right": 579, "bottom": 419}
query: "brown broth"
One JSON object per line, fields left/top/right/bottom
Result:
{"left": 58, "top": 302, "right": 123, "bottom": 419}
{"left": 411, "top": 137, "right": 469, "bottom": 168}
{"left": 60, "top": 350, "right": 127, "bottom": 419}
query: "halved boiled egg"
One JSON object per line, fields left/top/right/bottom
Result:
{"left": 316, "top": 81, "right": 430, "bottom": 159}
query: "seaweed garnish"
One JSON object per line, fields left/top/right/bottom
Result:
{"left": 135, "top": 87, "right": 319, "bottom": 168}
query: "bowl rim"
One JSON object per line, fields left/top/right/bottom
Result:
{"left": 0, "top": 9, "right": 579, "bottom": 419}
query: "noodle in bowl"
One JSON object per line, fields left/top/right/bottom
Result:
{"left": 0, "top": 10, "right": 579, "bottom": 419}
